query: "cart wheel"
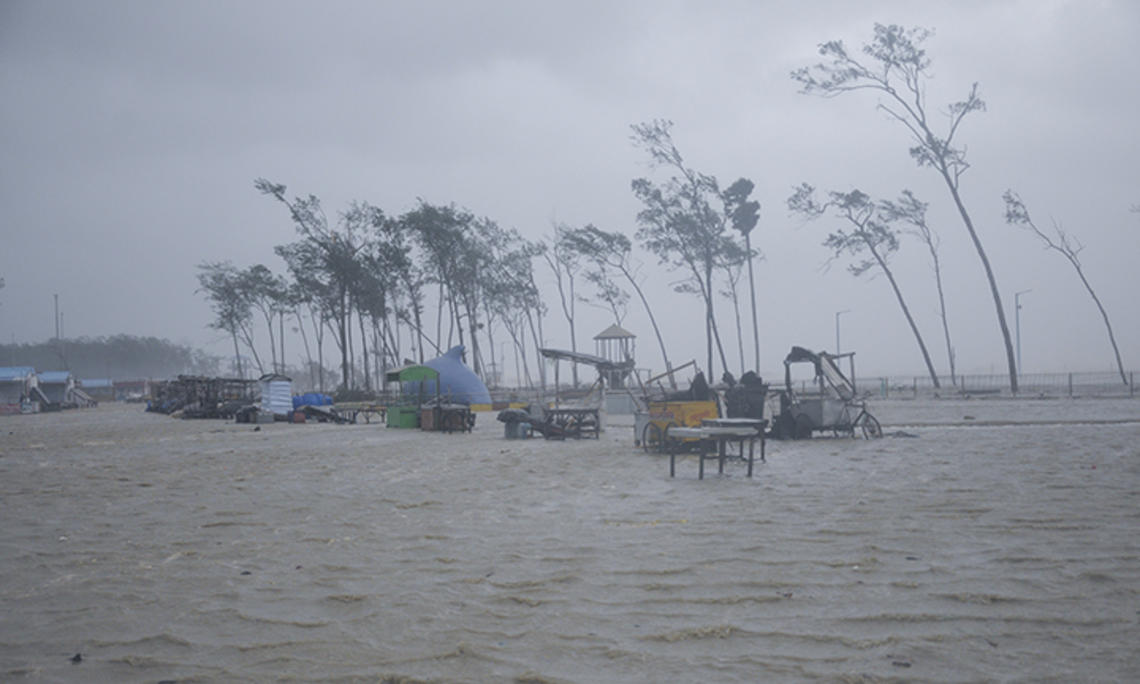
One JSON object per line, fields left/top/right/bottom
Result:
{"left": 860, "top": 413, "right": 883, "bottom": 439}
{"left": 642, "top": 423, "right": 663, "bottom": 452}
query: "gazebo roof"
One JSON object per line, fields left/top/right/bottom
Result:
{"left": 593, "top": 324, "right": 635, "bottom": 340}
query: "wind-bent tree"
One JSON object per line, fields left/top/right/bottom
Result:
{"left": 793, "top": 24, "right": 1019, "bottom": 392}
{"left": 561, "top": 224, "right": 677, "bottom": 388}
{"left": 282, "top": 280, "right": 319, "bottom": 390}
{"left": 789, "top": 184, "right": 941, "bottom": 388}
{"left": 580, "top": 259, "right": 629, "bottom": 326}
{"left": 1004, "top": 190, "right": 1128, "bottom": 385}
{"left": 257, "top": 179, "right": 369, "bottom": 390}
{"left": 880, "top": 190, "right": 957, "bottom": 385}
{"left": 630, "top": 119, "right": 759, "bottom": 382}
{"left": 481, "top": 229, "right": 544, "bottom": 388}
{"left": 725, "top": 179, "right": 762, "bottom": 372}
{"left": 196, "top": 261, "right": 260, "bottom": 376}
{"left": 542, "top": 224, "right": 583, "bottom": 386}
{"left": 718, "top": 256, "right": 748, "bottom": 376}
{"left": 401, "top": 201, "right": 474, "bottom": 356}
{"left": 242, "top": 264, "right": 288, "bottom": 374}
{"left": 276, "top": 240, "right": 333, "bottom": 391}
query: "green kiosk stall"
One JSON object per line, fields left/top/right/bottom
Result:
{"left": 384, "top": 364, "right": 441, "bottom": 428}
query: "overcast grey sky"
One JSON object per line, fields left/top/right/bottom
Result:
{"left": 2, "top": 0, "right": 1137, "bottom": 379}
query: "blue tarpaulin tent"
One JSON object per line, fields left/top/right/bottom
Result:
{"left": 414, "top": 345, "right": 491, "bottom": 406}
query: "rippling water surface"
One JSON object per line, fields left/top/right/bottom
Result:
{"left": 2, "top": 399, "right": 1138, "bottom": 682}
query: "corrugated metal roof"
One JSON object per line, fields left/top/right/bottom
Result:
{"left": 0, "top": 366, "right": 36, "bottom": 382}
{"left": 38, "top": 371, "right": 73, "bottom": 383}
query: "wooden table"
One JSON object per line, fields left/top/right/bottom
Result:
{"left": 422, "top": 404, "right": 474, "bottom": 433}
{"left": 543, "top": 407, "right": 601, "bottom": 439}
{"left": 339, "top": 405, "right": 387, "bottom": 424}
{"left": 666, "top": 422, "right": 766, "bottom": 479}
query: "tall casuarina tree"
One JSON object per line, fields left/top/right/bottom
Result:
{"left": 792, "top": 24, "right": 1020, "bottom": 393}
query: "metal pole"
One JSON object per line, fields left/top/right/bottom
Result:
{"left": 835, "top": 310, "right": 850, "bottom": 354}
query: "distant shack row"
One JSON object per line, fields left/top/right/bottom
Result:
{"left": 0, "top": 366, "right": 151, "bottom": 414}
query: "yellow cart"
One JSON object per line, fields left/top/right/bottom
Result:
{"left": 636, "top": 399, "right": 719, "bottom": 451}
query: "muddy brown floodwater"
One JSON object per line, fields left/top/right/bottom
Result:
{"left": 1, "top": 398, "right": 1139, "bottom": 682}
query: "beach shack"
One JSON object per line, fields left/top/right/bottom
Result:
{"left": 37, "top": 370, "right": 75, "bottom": 408}
{"left": 259, "top": 373, "right": 293, "bottom": 417}
{"left": 79, "top": 378, "right": 115, "bottom": 402}
{"left": 384, "top": 364, "right": 440, "bottom": 428}
{"left": 0, "top": 366, "right": 39, "bottom": 414}
{"left": 113, "top": 378, "right": 151, "bottom": 402}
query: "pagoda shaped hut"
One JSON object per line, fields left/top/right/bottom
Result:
{"left": 594, "top": 324, "right": 636, "bottom": 388}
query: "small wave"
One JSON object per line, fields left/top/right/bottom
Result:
{"left": 936, "top": 592, "right": 1025, "bottom": 604}
{"left": 394, "top": 500, "right": 441, "bottom": 509}
{"left": 233, "top": 639, "right": 323, "bottom": 653}
{"left": 1076, "top": 571, "right": 1117, "bottom": 583}
{"left": 236, "top": 611, "right": 330, "bottom": 628}
{"left": 612, "top": 566, "right": 693, "bottom": 577}
{"left": 515, "top": 671, "right": 575, "bottom": 684}
{"left": 392, "top": 641, "right": 496, "bottom": 665}
{"left": 324, "top": 594, "right": 369, "bottom": 603}
{"left": 369, "top": 674, "right": 436, "bottom": 684}
{"left": 90, "top": 632, "right": 194, "bottom": 649}
{"left": 635, "top": 594, "right": 784, "bottom": 606}
{"left": 641, "top": 582, "right": 684, "bottom": 592}
{"left": 489, "top": 573, "right": 578, "bottom": 590}
{"left": 644, "top": 624, "right": 742, "bottom": 642}
{"left": 498, "top": 595, "right": 542, "bottom": 607}
{"left": 602, "top": 518, "right": 689, "bottom": 527}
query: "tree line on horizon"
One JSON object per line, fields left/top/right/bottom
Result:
{"left": 0, "top": 335, "right": 219, "bottom": 380}
{"left": 196, "top": 24, "right": 1131, "bottom": 395}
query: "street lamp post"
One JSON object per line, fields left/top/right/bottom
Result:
{"left": 1015, "top": 289, "right": 1031, "bottom": 376}
{"left": 835, "top": 309, "right": 850, "bottom": 355}
{"left": 835, "top": 309, "right": 852, "bottom": 381}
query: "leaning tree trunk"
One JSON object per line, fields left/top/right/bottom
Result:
{"left": 704, "top": 258, "right": 715, "bottom": 381}
{"left": 1072, "top": 264, "right": 1128, "bottom": 385}
{"left": 294, "top": 309, "right": 314, "bottom": 388}
{"left": 745, "top": 231, "right": 761, "bottom": 373}
{"left": 942, "top": 176, "right": 1018, "bottom": 394}
{"left": 869, "top": 243, "right": 941, "bottom": 389}
{"left": 925, "top": 242, "right": 957, "bottom": 385}
{"left": 231, "top": 330, "right": 243, "bottom": 379}
{"left": 279, "top": 312, "right": 285, "bottom": 375}
{"left": 623, "top": 268, "right": 676, "bottom": 390}
{"left": 337, "top": 285, "right": 350, "bottom": 390}
{"left": 357, "top": 309, "right": 370, "bottom": 392}
{"left": 731, "top": 287, "right": 745, "bottom": 377}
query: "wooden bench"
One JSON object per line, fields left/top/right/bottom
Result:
{"left": 666, "top": 422, "right": 766, "bottom": 479}
{"left": 333, "top": 404, "right": 387, "bottom": 424}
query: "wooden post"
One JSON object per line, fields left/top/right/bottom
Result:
{"left": 1068, "top": 372, "right": 1073, "bottom": 398}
